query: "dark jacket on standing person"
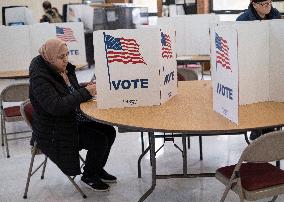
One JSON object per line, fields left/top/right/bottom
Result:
{"left": 236, "top": 4, "right": 281, "bottom": 21}
{"left": 40, "top": 9, "right": 62, "bottom": 23}
{"left": 29, "top": 55, "right": 92, "bottom": 176}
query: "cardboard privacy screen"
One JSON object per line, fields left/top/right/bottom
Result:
{"left": 211, "top": 20, "right": 284, "bottom": 124}
{"left": 93, "top": 27, "right": 177, "bottom": 109}
{"left": 158, "top": 14, "right": 220, "bottom": 56}
{"left": 0, "top": 22, "right": 86, "bottom": 72}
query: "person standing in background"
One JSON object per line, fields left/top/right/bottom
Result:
{"left": 236, "top": 0, "right": 281, "bottom": 21}
{"left": 40, "top": 1, "right": 62, "bottom": 23}
{"left": 236, "top": 0, "right": 281, "bottom": 140}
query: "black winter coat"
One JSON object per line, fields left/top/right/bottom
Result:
{"left": 236, "top": 5, "right": 281, "bottom": 21}
{"left": 29, "top": 55, "right": 92, "bottom": 176}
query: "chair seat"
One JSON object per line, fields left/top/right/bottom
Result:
{"left": 3, "top": 106, "right": 23, "bottom": 122}
{"left": 4, "top": 106, "right": 21, "bottom": 117}
{"left": 216, "top": 162, "right": 284, "bottom": 191}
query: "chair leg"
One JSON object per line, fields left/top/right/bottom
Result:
{"left": 220, "top": 185, "right": 231, "bottom": 202}
{"left": 1, "top": 115, "right": 4, "bottom": 146}
{"left": 269, "top": 195, "right": 278, "bottom": 202}
{"left": 3, "top": 122, "right": 10, "bottom": 158}
{"left": 199, "top": 136, "right": 203, "bottom": 160}
{"left": 41, "top": 156, "right": 48, "bottom": 179}
{"left": 23, "top": 146, "right": 37, "bottom": 199}
{"left": 244, "top": 132, "right": 250, "bottom": 145}
{"left": 66, "top": 175, "right": 87, "bottom": 199}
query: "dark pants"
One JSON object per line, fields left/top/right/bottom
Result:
{"left": 78, "top": 121, "right": 116, "bottom": 176}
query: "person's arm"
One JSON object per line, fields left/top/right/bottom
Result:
{"left": 40, "top": 15, "right": 50, "bottom": 23}
{"left": 30, "top": 75, "right": 92, "bottom": 116}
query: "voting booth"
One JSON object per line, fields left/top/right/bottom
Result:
{"left": 157, "top": 14, "right": 220, "bottom": 56}
{"left": 93, "top": 27, "right": 177, "bottom": 109}
{"left": 0, "top": 22, "right": 86, "bottom": 72}
{"left": 210, "top": 20, "right": 284, "bottom": 124}
{"left": 4, "top": 6, "right": 35, "bottom": 26}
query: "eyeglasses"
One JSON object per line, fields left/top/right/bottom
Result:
{"left": 256, "top": 0, "right": 272, "bottom": 7}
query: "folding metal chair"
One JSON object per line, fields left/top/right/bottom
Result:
{"left": 20, "top": 99, "right": 87, "bottom": 199}
{"left": 216, "top": 130, "right": 284, "bottom": 202}
{"left": 0, "top": 83, "right": 31, "bottom": 158}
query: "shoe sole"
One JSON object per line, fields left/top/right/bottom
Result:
{"left": 101, "top": 179, "right": 117, "bottom": 183}
{"left": 81, "top": 181, "right": 110, "bottom": 192}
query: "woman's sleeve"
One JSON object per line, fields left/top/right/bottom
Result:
{"left": 30, "top": 75, "right": 92, "bottom": 116}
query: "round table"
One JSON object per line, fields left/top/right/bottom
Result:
{"left": 80, "top": 80, "right": 284, "bottom": 202}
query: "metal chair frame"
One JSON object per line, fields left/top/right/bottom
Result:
{"left": 0, "top": 83, "right": 31, "bottom": 158}
{"left": 20, "top": 99, "right": 87, "bottom": 199}
{"left": 216, "top": 130, "right": 284, "bottom": 202}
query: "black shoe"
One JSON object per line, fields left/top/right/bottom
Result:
{"left": 98, "top": 169, "right": 117, "bottom": 183}
{"left": 81, "top": 175, "right": 110, "bottom": 192}
{"left": 249, "top": 130, "right": 261, "bottom": 141}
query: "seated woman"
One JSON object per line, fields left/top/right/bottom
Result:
{"left": 29, "top": 38, "right": 116, "bottom": 191}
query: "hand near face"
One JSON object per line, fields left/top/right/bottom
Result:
{"left": 85, "top": 83, "right": 97, "bottom": 97}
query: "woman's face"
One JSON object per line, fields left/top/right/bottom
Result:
{"left": 53, "top": 45, "right": 68, "bottom": 73}
{"left": 253, "top": 0, "right": 272, "bottom": 16}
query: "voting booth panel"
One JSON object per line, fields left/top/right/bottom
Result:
{"left": 29, "top": 23, "right": 56, "bottom": 58}
{"left": 93, "top": 28, "right": 177, "bottom": 109}
{"left": 4, "top": 7, "right": 35, "bottom": 26}
{"left": 0, "top": 22, "right": 86, "bottom": 72}
{"left": 210, "top": 20, "right": 284, "bottom": 124}
{"left": 159, "top": 26, "right": 178, "bottom": 104}
{"left": 0, "top": 26, "right": 32, "bottom": 71}
{"left": 55, "top": 22, "right": 86, "bottom": 65}
{"left": 236, "top": 22, "right": 270, "bottom": 105}
{"left": 157, "top": 14, "right": 220, "bottom": 56}
{"left": 210, "top": 27, "right": 239, "bottom": 124}
{"left": 269, "top": 20, "right": 284, "bottom": 102}
{"left": 184, "top": 14, "right": 219, "bottom": 56}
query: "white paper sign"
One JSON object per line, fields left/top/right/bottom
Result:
{"left": 55, "top": 22, "right": 86, "bottom": 65}
{"left": 211, "top": 27, "right": 239, "bottom": 124}
{"left": 93, "top": 27, "right": 177, "bottom": 109}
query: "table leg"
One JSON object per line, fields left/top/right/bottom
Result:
{"left": 182, "top": 134, "right": 187, "bottom": 175}
{"left": 138, "top": 132, "right": 156, "bottom": 202}
{"left": 138, "top": 146, "right": 150, "bottom": 178}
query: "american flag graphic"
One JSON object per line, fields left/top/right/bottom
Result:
{"left": 161, "top": 32, "right": 173, "bottom": 59}
{"left": 104, "top": 34, "right": 146, "bottom": 65}
{"left": 215, "top": 33, "right": 231, "bottom": 71}
{"left": 56, "top": 26, "right": 76, "bottom": 43}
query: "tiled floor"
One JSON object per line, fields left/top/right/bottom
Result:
{"left": 0, "top": 67, "right": 282, "bottom": 202}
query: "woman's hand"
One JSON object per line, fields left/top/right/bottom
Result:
{"left": 85, "top": 83, "right": 97, "bottom": 96}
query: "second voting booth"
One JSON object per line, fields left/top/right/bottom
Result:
{"left": 211, "top": 20, "right": 284, "bottom": 124}
{"left": 0, "top": 22, "right": 86, "bottom": 72}
{"left": 93, "top": 27, "right": 177, "bottom": 109}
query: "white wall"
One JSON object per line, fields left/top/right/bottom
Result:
{"left": 0, "top": 0, "right": 82, "bottom": 25}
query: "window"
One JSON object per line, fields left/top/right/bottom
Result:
{"left": 210, "top": 0, "right": 249, "bottom": 14}
{"left": 132, "top": 0, "right": 157, "bottom": 13}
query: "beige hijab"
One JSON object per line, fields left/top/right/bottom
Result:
{"left": 38, "top": 38, "right": 67, "bottom": 65}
